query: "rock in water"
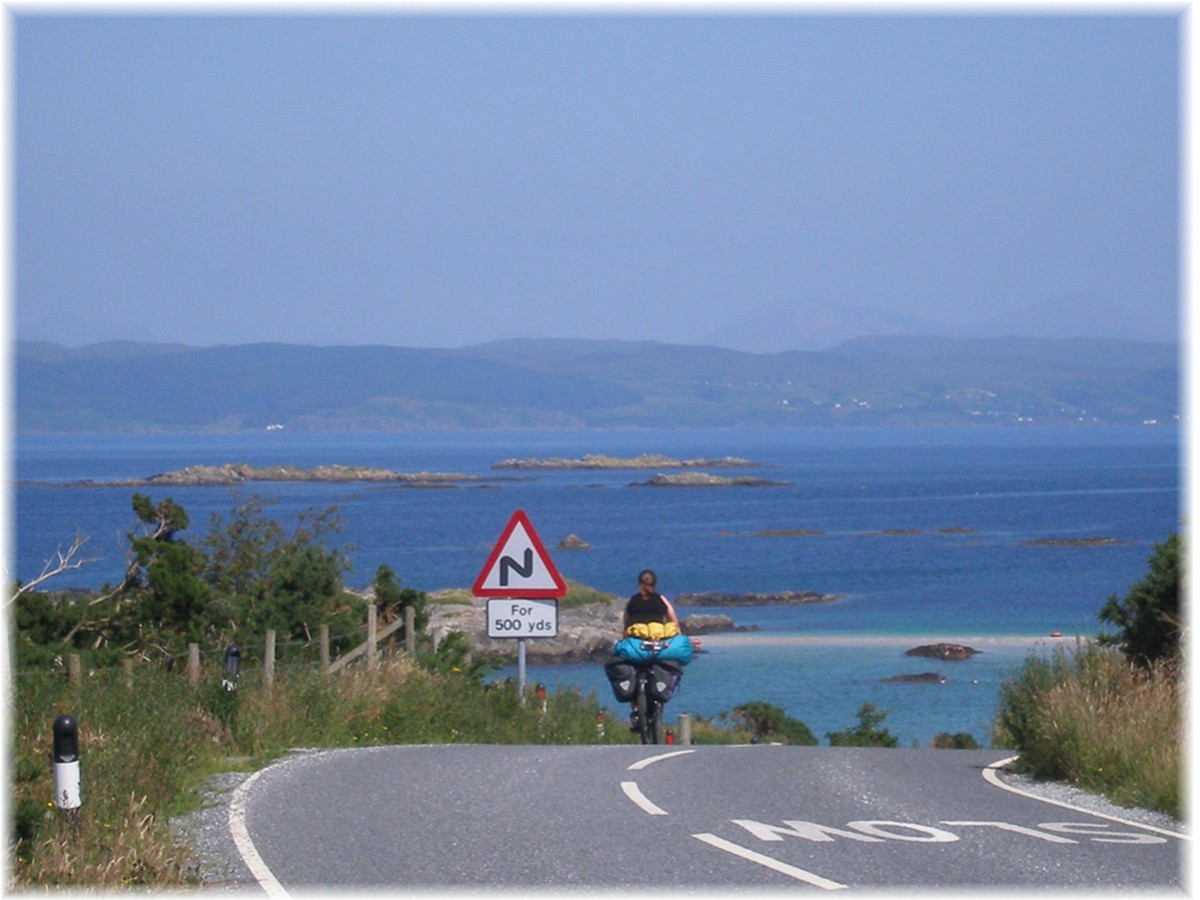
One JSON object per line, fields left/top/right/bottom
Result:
{"left": 881, "top": 672, "right": 947, "bottom": 683}
{"left": 904, "top": 643, "right": 980, "bottom": 660}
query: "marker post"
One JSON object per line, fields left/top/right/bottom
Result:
{"left": 52, "top": 714, "right": 81, "bottom": 821}
{"left": 222, "top": 643, "right": 241, "bottom": 691}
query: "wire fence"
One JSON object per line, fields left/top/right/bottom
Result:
{"left": 14, "top": 604, "right": 420, "bottom": 684}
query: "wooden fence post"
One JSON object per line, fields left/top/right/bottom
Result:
{"left": 67, "top": 654, "right": 81, "bottom": 686}
{"left": 187, "top": 643, "right": 200, "bottom": 686}
{"left": 319, "top": 624, "right": 330, "bottom": 676}
{"left": 264, "top": 630, "right": 276, "bottom": 693}
{"left": 405, "top": 605, "right": 415, "bottom": 655}
{"left": 367, "top": 604, "right": 378, "bottom": 669}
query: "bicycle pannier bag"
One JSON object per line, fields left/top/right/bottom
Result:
{"left": 647, "top": 661, "right": 683, "bottom": 702}
{"left": 604, "top": 657, "right": 637, "bottom": 702}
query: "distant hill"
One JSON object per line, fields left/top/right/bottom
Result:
{"left": 696, "top": 294, "right": 1179, "bottom": 352}
{"left": 15, "top": 336, "right": 1179, "bottom": 433}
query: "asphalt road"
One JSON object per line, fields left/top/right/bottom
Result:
{"left": 224, "top": 744, "right": 1186, "bottom": 892}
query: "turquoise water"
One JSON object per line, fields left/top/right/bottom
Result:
{"left": 14, "top": 426, "right": 1180, "bottom": 744}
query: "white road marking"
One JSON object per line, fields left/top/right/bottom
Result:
{"left": 229, "top": 767, "right": 291, "bottom": 897}
{"left": 621, "top": 780, "right": 669, "bottom": 815}
{"left": 627, "top": 749, "right": 695, "bottom": 770}
{"left": 692, "top": 833, "right": 848, "bottom": 889}
{"left": 982, "top": 756, "right": 1189, "bottom": 842}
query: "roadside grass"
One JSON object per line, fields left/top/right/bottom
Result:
{"left": 991, "top": 639, "right": 1181, "bottom": 818}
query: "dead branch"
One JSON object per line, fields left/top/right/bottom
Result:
{"left": 6, "top": 532, "right": 97, "bottom": 607}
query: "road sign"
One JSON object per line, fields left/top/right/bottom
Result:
{"left": 486, "top": 598, "right": 559, "bottom": 638}
{"left": 472, "top": 510, "right": 567, "bottom": 598}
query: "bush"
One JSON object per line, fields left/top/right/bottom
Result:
{"left": 731, "top": 701, "right": 817, "bottom": 744}
{"left": 826, "top": 703, "right": 898, "bottom": 747}
{"left": 931, "top": 732, "right": 980, "bottom": 749}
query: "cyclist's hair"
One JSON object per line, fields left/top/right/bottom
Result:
{"left": 638, "top": 569, "right": 657, "bottom": 587}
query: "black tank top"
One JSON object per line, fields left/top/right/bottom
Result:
{"left": 625, "top": 591, "right": 669, "bottom": 625}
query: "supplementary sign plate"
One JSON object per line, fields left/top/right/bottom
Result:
{"left": 486, "top": 598, "right": 559, "bottom": 638}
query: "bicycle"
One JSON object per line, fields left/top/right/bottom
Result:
{"left": 608, "top": 639, "right": 684, "bottom": 745}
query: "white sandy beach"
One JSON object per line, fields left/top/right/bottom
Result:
{"left": 695, "top": 632, "right": 1082, "bottom": 650}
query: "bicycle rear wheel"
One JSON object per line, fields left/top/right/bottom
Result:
{"left": 635, "top": 678, "right": 652, "bottom": 744}
{"left": 646, "top": 698, "right": 660, "bottom": 744}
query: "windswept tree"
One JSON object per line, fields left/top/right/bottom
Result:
{"left": 108, "top": 494, "right": 214, "bottom": 660}
{"left": 23, "top": 495, "right": 216, "bottom": 664}
{"left": 1098, "top": 531, "right": 1183, "bottom": 667}
{"left": 202, "top": 497, "right": 358, "bottom": 655}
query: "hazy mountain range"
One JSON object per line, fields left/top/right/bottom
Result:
{"left": 16, "top": 335, "right": 1179, "bottom": 433}
{"left": 700, "top": 294, "right": 1179, "bottom": 352}
{"left": 18, "top": 293, "right": 1178, "bottom": 354}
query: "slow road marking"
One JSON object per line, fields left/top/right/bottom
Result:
{"left": 983, "top": 756, "right": 1189, "bottom": 842}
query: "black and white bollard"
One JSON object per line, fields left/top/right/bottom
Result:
{"left": 222, "top": 643, "right": 241, "bottom": 691}
{"left": 52, "top": 714, "right": 81, "bottom": 818}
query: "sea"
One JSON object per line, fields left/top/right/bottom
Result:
{"left": 11, "top": 426, "right": 1182, "bottom": 747}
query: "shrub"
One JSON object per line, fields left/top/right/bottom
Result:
{"left": 931, "top": 732, "right": 981, "bottom": 749}
{"left": 826, "top": 703, "right": 899, "bottom": 747}
{"left": 731, "top": 701, "right": 817, "bottom": 744}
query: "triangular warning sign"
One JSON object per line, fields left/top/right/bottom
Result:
{"left": 472, "top": 510, "right": 567, "bottom": 598}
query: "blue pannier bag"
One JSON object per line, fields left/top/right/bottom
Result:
{"left": 613, "top": 633, "right": 694, "bottom": 666}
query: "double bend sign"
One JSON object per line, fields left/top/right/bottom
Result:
{"left": 472, "top": 510, "right": 567, "bottom": 599}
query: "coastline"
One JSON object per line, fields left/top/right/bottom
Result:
{"left": 694, "top": 632, "right": 1080, "bottom": 649}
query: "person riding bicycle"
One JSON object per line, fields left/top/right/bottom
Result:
{"left": 621, "top": 569, "right": 680, "bottom": 730}
{"left": 623, "top": 569, "right": 680, "bottom": 639}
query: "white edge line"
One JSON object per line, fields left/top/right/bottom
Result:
{"left": 627, "top": 748, "right": 696, "bottom": 770}
{"left": 229, "top": 767, "right": 292, "bottom": 897}
{"left": 983, "top": 755, "right": 1190, "bottom": 842}
{"left": 693, "top": 833, "right": 848, "bottom": 890}
{"left": 621, "top": 780, "right": 668, "bottom": 815}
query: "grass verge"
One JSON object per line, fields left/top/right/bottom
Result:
{"left": 991, "top": 639, "right": 1181, "bottom": 818}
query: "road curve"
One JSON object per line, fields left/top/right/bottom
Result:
{"left": 224, "top": 744, "right": 1185, "bottom": 892}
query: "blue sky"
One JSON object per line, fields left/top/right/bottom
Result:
{"left": 13, "top": 11, "right": 1182, "bottom": 352}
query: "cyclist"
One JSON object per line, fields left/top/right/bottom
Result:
{"left": 622, "top": 569, "right": 680, "bottom": 730}
{"left": 623, "top": 569, "right": 680, "bottom": 639}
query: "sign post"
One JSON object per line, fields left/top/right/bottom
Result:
{"left": 472, "top": 511, "right": 566, "bottom": 700}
